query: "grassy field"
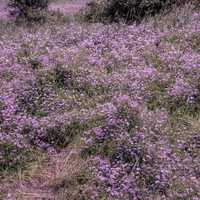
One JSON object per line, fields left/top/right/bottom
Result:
{"left": 0, "top": 1, "right": 200, "bottom": 199}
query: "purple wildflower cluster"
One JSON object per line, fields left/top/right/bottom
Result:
{"left": 0, "top": 3, "right": 200, "bottom": 199}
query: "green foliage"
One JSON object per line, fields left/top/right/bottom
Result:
{"left": 48, "top": 65, "right": 109, "bottom": 97}
{"left": 189, "top": 32, "right": 200, "bottom": 53}
{"left": 146, "top": 80, "right": 168, "bottom": 110}
{"left": 81, "top": 140, "right": 117, "bottom": 159}
{"left": 0, "top": 101, "right": 3, "bottom": 125}
{"left": 168, "top": 97, "right": 200, "bottom": 118}
{"left": 84, "top": 0, "right": 190, "bottom": 23}
{"left": 0, "top": 143, "right": 33, "bottom": 173}
{"left": 45, "top": 121, "right": 84, "bottom": 148}
{"left": 9, "top": 0, "right": 49, "bottom": 22}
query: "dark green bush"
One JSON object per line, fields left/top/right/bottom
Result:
{"left": 9, "top": 0, "right": 49, "bottom": 22}
{"left": 84, "top": 0, "right": 192, "bottom": 23}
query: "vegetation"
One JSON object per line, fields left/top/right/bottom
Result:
{"left": 83, "top": 0, "right": 196, "bottom": 23}
{"left": 9, "top": 0, "right": 49, "bottom": 22}
{"left": 0, "top": 0, "right": 200, "bottom": 199}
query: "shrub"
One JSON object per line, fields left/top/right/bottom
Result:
{"left": 84, "top": 0, "right": 192, "bottom": 23}
{"left": 9, "top": 0, "right": 49, "bottom": 22}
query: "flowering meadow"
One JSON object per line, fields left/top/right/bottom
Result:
{"left": 0, "top": 0, "right": 200, "bottom": 199}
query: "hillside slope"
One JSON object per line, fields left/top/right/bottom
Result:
{"left": 0, "top": 1, "right": 200, "bottom": 200}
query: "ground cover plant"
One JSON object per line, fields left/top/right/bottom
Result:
{"left": 0, "top": 0, "right": 200, "bottom": 199}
